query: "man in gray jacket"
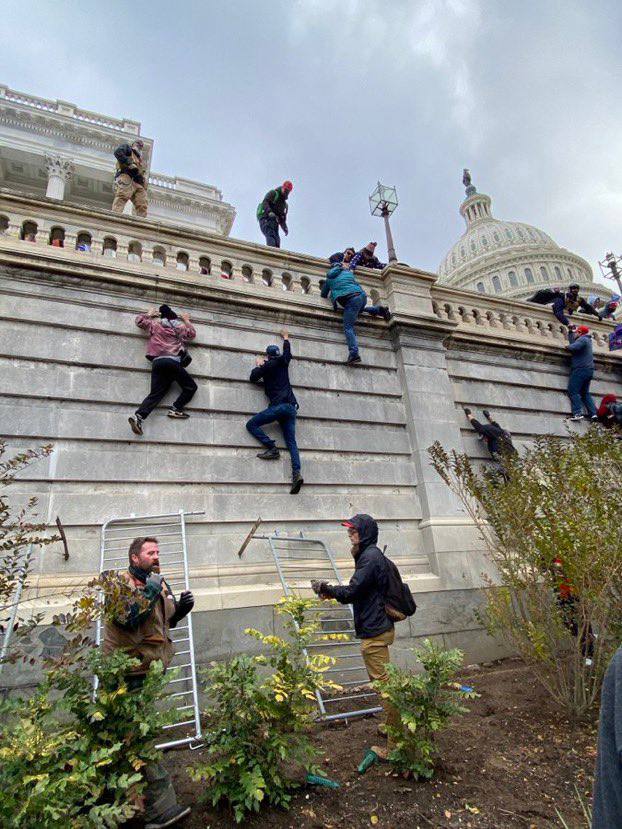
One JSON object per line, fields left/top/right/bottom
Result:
{"left": 566, "top": 324, "right": 597, "bottom": 422}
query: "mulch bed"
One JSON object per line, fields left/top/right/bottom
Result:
{"left": 163, "top": 658, "right": 597, "bottom": 828}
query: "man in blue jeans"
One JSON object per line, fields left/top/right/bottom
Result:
{"left": 246, "top": 329, "right": 303, "bottom": 494}
{"left": 320, "top": 248, "right": 391, "bottom": 365}
{"left": 566, "top": 324, "right": 598, "bottom": 422}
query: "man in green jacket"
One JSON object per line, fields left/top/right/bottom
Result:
{"left": 320, "top": 248, "right": 391, "bottom": 364}
{"left": 257, "top": 181, "right": 293, "bottom": 247}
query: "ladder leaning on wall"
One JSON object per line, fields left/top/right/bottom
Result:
{"left": 96, "top": 510, "right": 203, "bottom": 750}
{"left": 255, "top": 531, "right": 382, "bottom": 722}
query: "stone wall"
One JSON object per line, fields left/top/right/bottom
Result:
{"left": 1, "top": 191, "right": 621, "bottom": 686}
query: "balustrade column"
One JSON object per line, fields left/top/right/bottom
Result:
{"left": 44, "top": 155, "right": 74, "bottom": 201}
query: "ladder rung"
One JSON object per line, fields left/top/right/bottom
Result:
{"left": 321, "top": 706, "right": 383, "bottom": 721}
{"left": 326, "top": 666, "right": 368, "bottom": 674}
{"left": 338, "top": 679, "right": 372, "bottom": 687}
{"left": 162, "top": 719, "right": 195, "bottom": 730}
{"left": 174, "top": 704, "right": 194, "bottom": 711}
{"left": 170, "top": 691, "right": 193, "bottom": 699}
{"left": 174, "top": 650, "right": 191, "bottom": 656}
{"left": 167, "top": 669, "right": 193, "bottom": 681}
{"left": 170, "top": 637, "right": 190, "bottom": 644}
{"left": 322, "top": 692, "right": 378, "bottom": 704}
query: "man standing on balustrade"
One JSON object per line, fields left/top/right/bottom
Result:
{"left": 111, "top": 139, "right": 148, "bottom": 217}
{"left": 246, "top": 329, "right": 304, "bottom": 494}
{"left": 256, "top": 180, "right": 293, "bottom": 247}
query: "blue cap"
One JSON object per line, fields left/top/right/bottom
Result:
{"left": 266, "top": 345, "right": 280, "bottom": 357}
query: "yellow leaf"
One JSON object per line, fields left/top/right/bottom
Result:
{"left": 465, "top": 803, "right": 480, "bottom": 814}
{"left": 444, "top": 810, "right": 452, "bottom": 819}
{"left": 370, "top": 816, "right": 379, "bottom": 825}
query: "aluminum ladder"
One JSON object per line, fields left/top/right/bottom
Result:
{"left": 96, "top": 510, "right": 203, "bottom": 750}
{"left": 0, "top": 545, "right": 31, "bottom": 680}
{"left": 260, "top": 531, "right": 382, "bottom": 722}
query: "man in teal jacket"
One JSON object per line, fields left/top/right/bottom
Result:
{"left": 320, "top": 249, "right": 391, "bottom": 364}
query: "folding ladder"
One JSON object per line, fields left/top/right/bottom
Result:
{"left": 97, "top": 510, "right": 203, "bottom": 750}
{"left": 0, "top": 545, "right": 31, "bottom": 680}
{"left": 260, "top": 532, "right": 382, "bottom": 722}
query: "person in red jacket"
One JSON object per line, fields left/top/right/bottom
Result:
{"left": 129, "top": 304, "right": 197, "bottom": 436}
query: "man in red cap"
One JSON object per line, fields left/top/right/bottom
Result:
{"left": 566, "top": 324, "right": 597, "bottom": 421}
{"left": 256, "top": 181, "right": 293, "bottom": 247}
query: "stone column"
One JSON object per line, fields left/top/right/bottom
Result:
{"left": 44, "top": 156, "right": 74, "bottom": 201}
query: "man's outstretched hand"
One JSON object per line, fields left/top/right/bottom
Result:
{"left": 177, "top": 590, "right": 194, "bottom": 616}
{"left": 180, "top": 312, "right": 191, "bottom": 324}
{"left": 281, "top": 329, "right": 289, "bottom": 340}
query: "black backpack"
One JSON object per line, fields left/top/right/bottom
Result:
{"left": 383, "top": 552, "right": 417, "bottom": 622}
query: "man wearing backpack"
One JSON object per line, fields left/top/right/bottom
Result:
{"left": 111, "top": 139, "right": 148, "bottom": 217}
{"left": 312, "top": 514, "right": 406, "bottom": 759}
{"left": 256, "top": 181, "right": 293, "bottom": 247}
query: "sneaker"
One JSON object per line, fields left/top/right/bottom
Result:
{"left": 167, "top": 408, "right": 190, "bottom": 419}
{"left": 290, "top": 471, "right": 304, "bottom": 495}
{"left": 590, "top": 415, "right": 599, "bottom": 422}
{"left": 568, "top": 414, "right": 584, "bottom": 422}
{"left": 379, "top": 306, "right": 392, "bottom": 322}
{"left": 257, "top": 447, "right": 280, "bottom": 460}
{"left": 128, "top": 415, "right": 143, "bottom": 436}
{"left": 346, "top": 354, "right": 362, "bottom": 365}
{"left": 145, "top": 804, "right": 191, "bottom": 829}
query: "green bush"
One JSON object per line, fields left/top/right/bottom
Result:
{"left": 0, "top": 650, "right": 176, "bottom": 828}
{"left": 189, "top": 595, "right": 341, "bottom": 823}
{"left": 429, "top": 429, "right": 622, "bottom": 719}
{"left": 374, "top": 639, "right": 477, "bottom": 779}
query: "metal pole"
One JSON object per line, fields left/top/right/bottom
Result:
{"left": 382, "top": 205, "right": 397, "bottom": 263}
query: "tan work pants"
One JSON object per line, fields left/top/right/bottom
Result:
{"left": 112, "top": 173, "right": 148, "bottom": 217}
{"left": 361, "top": 627, "right": 400, "bottom": 749}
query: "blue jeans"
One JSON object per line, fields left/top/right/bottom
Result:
{"left": 246, "top": 403, "right": 300, "bottom": 472}
{"left": 259, "top": 216, "right": 280, "bottom": 247}
{"left": 341, "top": 292, "right": 384, "bottom": 358}
{"left": 567, "top": 368, "right": 596, "bottom": 417}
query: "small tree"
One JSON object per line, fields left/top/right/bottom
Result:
{"left": 374, "top": 639, "right": 477, "bottom": 778}
{"left": 189, "top": 595, "right": 342, "bottom": 823}
{"left": 429, "top": 428, "right": 622, "bottom": 719}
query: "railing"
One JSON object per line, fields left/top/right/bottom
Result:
{"left": 0, "top": 85, "right": 140, "bottom": 134}
{"left": 431, "top": 285, "right": 616, "bottom": 353}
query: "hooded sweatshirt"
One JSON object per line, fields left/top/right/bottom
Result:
{"left": 325, "top": 514, "right": 393, "bottom": 639}
{"left": 135, "top": 314, "right": 196, "bottom": 359}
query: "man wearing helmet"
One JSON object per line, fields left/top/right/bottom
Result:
{"left": 112, "top": 138, "right": 149, "bottom": 217}
{"left": 256, "top": 180, "right": 293, "bottom": 247}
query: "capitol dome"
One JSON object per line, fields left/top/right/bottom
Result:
{"left": 438, "top": 172, "right": 604, "bottom": 301}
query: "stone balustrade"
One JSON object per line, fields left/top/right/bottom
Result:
{"left": 431, "top": 285, "right": 617, "bottom": 354}
{"left": 0, "top": 189, "right": 386, "bottom": 306}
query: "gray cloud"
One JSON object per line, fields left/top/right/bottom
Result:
{"left": 0, "top": 0, "right": 620, "bottom": 286}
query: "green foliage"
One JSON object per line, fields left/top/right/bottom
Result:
{"left": 429, "top": 428, "right": 622, "bottom": 719}
{"left": 189, "top": 595, "right": 341, "bottom": 823}
{"left": 374, "top": 638, "right": 476, "bottom": 779}
{"left": 0, "top": 650, "right": 176, "bottom": 828}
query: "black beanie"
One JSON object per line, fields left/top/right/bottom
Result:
{"left": 159, "top": 304, "right": 177, "bottom": 320}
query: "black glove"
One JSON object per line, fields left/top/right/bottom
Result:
{"left": 598, "top": 313, "right": 603, "bottom": 321}
{"left": 482, "top": 410, "right": 491, "bottom": 421}
{"left": 319, "top": 279, "right": 326, "bottom": 290}
{"left": 170, "top": 590, "right": 194, "bottom": 628}
{"left": 311, "top": 579, "right": 329, "bottom": 596}
{"left": 463, "top": 408, "right": 472, "bottom": 417}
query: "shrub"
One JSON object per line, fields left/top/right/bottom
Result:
{"left": 374, "top": 638, "right": 476, "bottom": 778}
{"left": 0, "top": 650, "right": 176, "bottom": 827}
{"left": 429, "top": 428, "right": 622, "bottom": 719}
{"left": 189, "top": 595, "right": 342, "bottom": 823}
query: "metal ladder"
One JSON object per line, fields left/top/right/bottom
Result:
{"left": 96, "top": 510, "right": 203, "bottom": 750}
{"left": 0, "top": 545, "right": 31, "bottom": 680}
{"left": 260, "top": 531, "right": 382, "bottom": 722}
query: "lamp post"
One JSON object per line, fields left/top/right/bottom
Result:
{"left": 369, "top": 182, "right": 398, "bottom": 263}
{"left": 598, "top": 252, "right": 622, "bottom": 295}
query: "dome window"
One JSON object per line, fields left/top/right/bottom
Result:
{"left": 554, "top": 266, "right": 562, "bottom": 280}
{"left": 492, "top": 275, "right": 502, "bottom": 293}
{"left": 470, "top": 240, "right": 476, "bottom": 253}
{"left": 460, "top": 246, "right": 466, "bottom": 258}
{"left": 476, "top": 281, "right": 485, "bottom": 294}
{"left": 505, "top": 229, "right": 513, "bottom": 241}
{"left": 508, "top": 271, "right": 518, "bottom": 287}
{"left": 493, "top": 232, "right": 500, "bottom": 243}
{"left": 528, "top": 229, "right": 536, "bottom": 241}
{"left": 481, "top": 236, "right": 488, "bottom": 247}
{"left": 525, "top": 267, "right": 534, "bottom": 284}
{"left": 567, "top": 267, "right": 573, "bottom": 278}
{"left": 517, "top": 228, "right": 525, "bottom": 241}
{"left": 540, "top": 266, "right": 549, "bottom": 282}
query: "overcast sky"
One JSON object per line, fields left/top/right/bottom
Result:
{"left": 1, "top": 0, "right": 620, "bottom": 285}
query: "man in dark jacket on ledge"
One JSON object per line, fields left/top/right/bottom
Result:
{"left": 246, "top": 329, "right": 303, "bottom": 494}
{"left": 256, "top": 181, "right": 293, "bottom": 247}
{"left": 312, "top": 514, "right": 398, "bottom": 758}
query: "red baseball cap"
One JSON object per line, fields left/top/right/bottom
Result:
{"left": 282, "top": 180, "right": 293, "bottom": 192}
{"left": 576, "top": 325, "right": 590, "bottom": 335}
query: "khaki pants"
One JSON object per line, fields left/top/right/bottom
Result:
{"left": 112, "top": 173, "right": 148, "bottom": 217}
{"left": 361, "top": 627, "right": 400, "bottom": 749}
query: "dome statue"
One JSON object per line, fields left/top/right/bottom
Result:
{"left": 438, "top": 172, "right": 609, "bottom": 302}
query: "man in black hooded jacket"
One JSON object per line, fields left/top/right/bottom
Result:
{"left": 313, "top": 514, "right": 398, "bottom": 758}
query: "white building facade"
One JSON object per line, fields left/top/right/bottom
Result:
{"left": 438, "top": 174, "right": 609, "bottom": 302}
{"left": 0, "top": 84, "right": 235, "bottom": 236}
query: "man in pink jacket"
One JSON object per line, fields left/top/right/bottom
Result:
{"left": 129, "top": 304, "right": 197, "bottom": 436}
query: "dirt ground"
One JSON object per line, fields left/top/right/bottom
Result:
{"left": 164, "top": 658, "right": 597, "bottom": 828}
